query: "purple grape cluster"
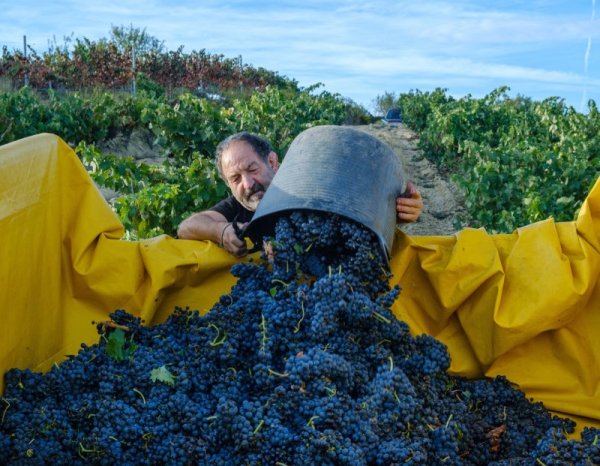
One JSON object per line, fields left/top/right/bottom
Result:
{"left": 1, "top": 211, "right": 599, "bottom": 465}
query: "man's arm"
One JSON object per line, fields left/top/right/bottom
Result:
{"left": 177, "top": 210, "right": 248, "bottom": 257}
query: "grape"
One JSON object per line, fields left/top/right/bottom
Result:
{"left": 1, "top": 211, "right": 595, "bottom": 464}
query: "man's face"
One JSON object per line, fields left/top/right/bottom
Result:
{"left": 221, "top": 140, "right": 279, "bottom": 212}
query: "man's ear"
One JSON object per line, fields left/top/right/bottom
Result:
{"left": 268, "top": 151, "right": 279, "bottom": 172}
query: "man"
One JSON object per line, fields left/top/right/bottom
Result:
{"left": 177, "top": 132, "right": 423, "bottom": 257}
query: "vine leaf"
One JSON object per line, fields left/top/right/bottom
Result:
{"left": 105, "top": 328, "right": 137, "bottom": 361}
{"left": 150, "top": 365, "right": 176, "bottom": 387}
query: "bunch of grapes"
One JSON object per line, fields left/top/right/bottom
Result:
{"left": 1, "top": 211, "right": 599, "bottom": 465}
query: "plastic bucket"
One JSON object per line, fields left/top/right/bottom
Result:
{"left": 245, "top": 125, "right": 406, "bottom": 262}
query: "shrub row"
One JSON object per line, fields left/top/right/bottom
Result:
{"left": 0, "top": 84, "right": 368, "bottom": 238}
{"left": 396, "top": 87, "right": 599, "bottom": 232}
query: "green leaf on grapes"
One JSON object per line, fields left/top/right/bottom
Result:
{"left": 105, "top": 328, "right": 137, "bottom": 361}
{"left": 105, "top": 329, "right": 126, "bottom": 361}
{"left": 150, "top": 365, "right": 176, "bottom": 387}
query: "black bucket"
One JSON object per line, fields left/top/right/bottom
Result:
{"left": 245, "top": 125, "right": 406, "bottom": 262}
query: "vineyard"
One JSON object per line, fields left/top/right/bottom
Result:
{"left": 0, "top": 86, "right": 368, "bottom": 238}
{"left": 1, "top": 33, "right": 294, "bottom": 95}
{"left": 1, "top": 34, "right": 599, "bottom": 238}
{"left": 396, "top": 87, "right": 599, "bottom": 232}
{"left": 2, "top": 31, "right": 600, "bottom": 465}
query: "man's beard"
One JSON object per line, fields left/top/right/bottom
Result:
{"left": 240, "top": 182, "right": 266, "bottom": 211}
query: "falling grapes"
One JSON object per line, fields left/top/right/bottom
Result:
{"left": 1, "top": 211, "right": 599, "bottom": 465}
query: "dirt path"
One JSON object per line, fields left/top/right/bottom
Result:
{"left": 356, "top": 122, "right": 468, "bottom": 236}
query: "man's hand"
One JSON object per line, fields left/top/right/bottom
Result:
{"left": 221, "top": 222, "right": 248, "bottom": 257}
{"left": 396, "top": 182, "right": 423, "bottom": 223}
{"left": 178, "top": 211, "right": 249, "bottom": 257}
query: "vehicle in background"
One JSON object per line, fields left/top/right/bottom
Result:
{"left": 382, "top": 107, "right": 402, "bottom": 124}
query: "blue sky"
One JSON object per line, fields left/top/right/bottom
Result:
{"left": 1, "top": 0, "right": 598, "bottom": 114}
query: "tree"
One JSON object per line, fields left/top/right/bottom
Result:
{"left": 109, "top": 24, "right": 165, "bottom": 55}
{"left": 372, "top": 91, "right": 398, "bottom": 117}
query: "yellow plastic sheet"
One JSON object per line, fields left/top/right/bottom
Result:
{"left": 1, "top": 133, "right": 599, "bottom": 433}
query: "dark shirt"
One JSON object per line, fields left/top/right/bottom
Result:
{"left": 209, "top": 196, "right": 254, "bottom": 224}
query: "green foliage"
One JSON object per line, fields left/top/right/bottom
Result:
{"left": 372, "top": 91, "right": 397, "bottom": 117}
{"left": 46, "top": 91, "right": 118, "bottom": 143}
{"left": 0, "top": 88, "right": 162, "bottom": 145}
{"left": 79, "top": 143, "right": 228, "bottom": 239}
{"left": 104, "top": 328, "right": 137, "bottom": 361}
{"left": 109, "top": 24, "right": 165, "bottom": 55}
{"left": 396, "top": 87, "right": 599, "bottom": 232}
{"left": 339, "top": 97, "right": 375, "bottom": 125}
{"left": 141, "top": 92, "right": 233, "bottom": 163}
{"left": 111, "top": 92, "right": 163, "bottom": 133}
{"left": 4, "top": 76, "right": 596, "bottom": 239}
{"left": 0, "top": 30, "right": 375, "bottom": 241}
{"left": 397, "top": 88, "right": 453, "bottom": 133}
{"left": 0, "top": 87, "right": 51, "bottom": 144}
{"left": 150, "top": 365, "right": 176, "bottom": 387}
{"left": 71, "top": 85, "right": 358, "bottom": 239}
{"left": 226, "top": 84, "right": 351, "bottom": 156}
{"left": 135, "top": 72, "right": 165, "bottom": 97}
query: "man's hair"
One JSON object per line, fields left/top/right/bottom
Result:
{"left": 215, "top": 132, "right": 273, "bottom": 180}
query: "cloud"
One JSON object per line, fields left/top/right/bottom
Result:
{"left": 1, "top": 0, "right": 598, "bottom": 110}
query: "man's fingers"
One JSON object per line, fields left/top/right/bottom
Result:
{"left": 232, "top": 247, "right": 248, "bottom": 258}
{"left": 398, "top": 211, "right": 419, "bottom": 221}
{"left": 398, "top": 205, "right": 420, "bottom": 215}
{"left": 229, "top": 243, "right": 247, "bottom": 257}
{"left": 223, "top": 228, "right": 247, "bottom": 257}
{"left": 397, "top": 197, "right": 423, "bottom": 211}
{"left": 397, "top": 204, "right": 420, "bottom": 214}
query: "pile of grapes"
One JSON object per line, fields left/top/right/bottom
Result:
{"left": 1, "top": 211, "right": 599, "bottom": 465}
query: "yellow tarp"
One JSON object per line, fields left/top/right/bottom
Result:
{"left": 1, "top": 133, "right": 599, "bottom": 432}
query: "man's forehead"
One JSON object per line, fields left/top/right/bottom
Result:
{"left": 222, "top": 141, "right": 263, "bottom": 168}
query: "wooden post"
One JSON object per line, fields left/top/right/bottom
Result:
{"left": 239, "top": 54, "right": 243, "bottom": 94}
{"left": 23, "top": 35, "right": 29, "bottom": 87}
{"left": 132, "top": 47, "right": 136, "bottom": 96}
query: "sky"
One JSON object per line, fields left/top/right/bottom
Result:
{"left": 1, "top": 0, "right": 599, "bottom": 114}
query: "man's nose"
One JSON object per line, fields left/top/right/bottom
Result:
{"left": 241, "top": 174, "right": 255, "bottom": 190}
